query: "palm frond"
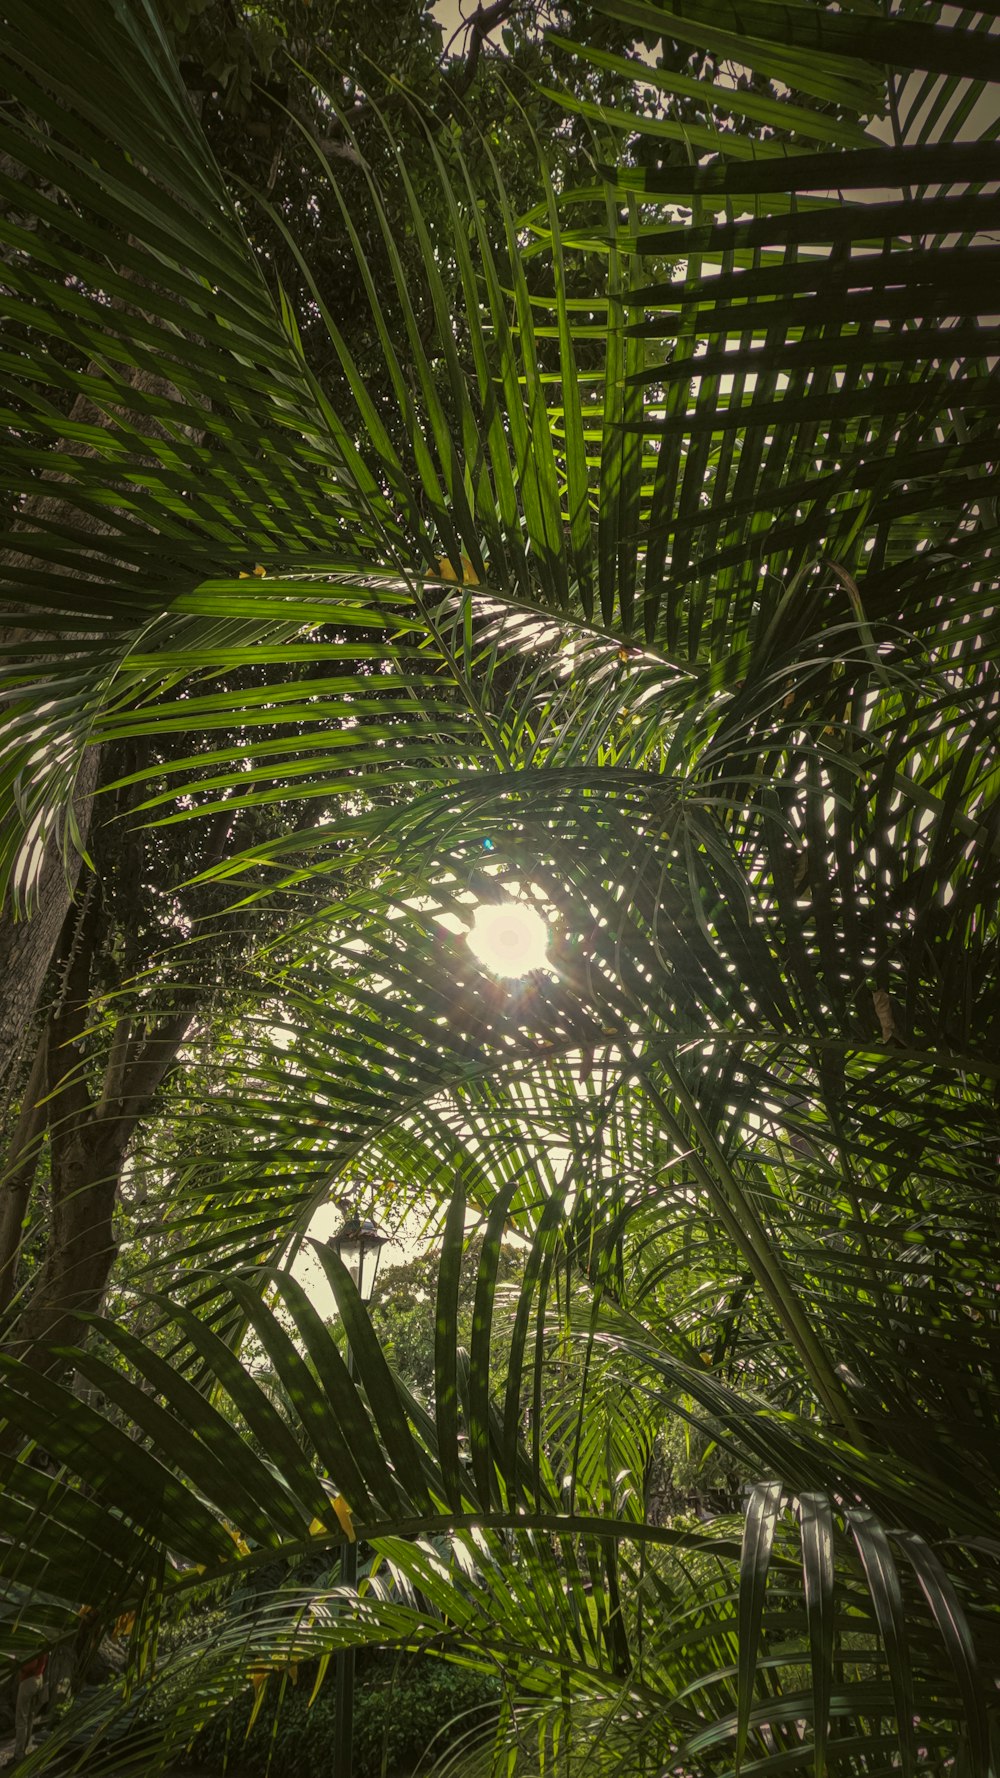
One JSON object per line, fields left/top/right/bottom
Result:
{"left": 2, "top": 1220, "right": 995, "bottom": 1776}
{"left": 3, "top": 3, "right": 999, "bottom": 1772}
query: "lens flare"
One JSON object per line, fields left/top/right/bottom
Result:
{"left": 467, "top": 902, "right": 549, "bottom": 978}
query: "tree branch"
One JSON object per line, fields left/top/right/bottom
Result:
{"left": 443, "top": 0, "right": 518, "bottom": 107}
{"left": 98, "top": 1011, "right": 133, "bottom": 1118}
{"left": 112, "top": 1004, "right": 198, "bottom": 1149}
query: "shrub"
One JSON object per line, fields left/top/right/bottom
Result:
{"left": 185, "top": 1651, "right": 501, "bottom": 1778}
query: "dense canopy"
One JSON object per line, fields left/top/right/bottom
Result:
{"left": 1, "top": 2, "right": 998, "bottom": 1775}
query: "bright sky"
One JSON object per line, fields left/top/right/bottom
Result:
{"left": 434, "top": 0, "right": 488, "bottom": 58}
{"left": 292, "top": 1199, "right": 425, "bottom": 1318}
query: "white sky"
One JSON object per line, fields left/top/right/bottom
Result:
{"left": 291, "top": 1200, "right": 428, "bottom": 1319}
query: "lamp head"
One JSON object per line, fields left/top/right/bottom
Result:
{"left": 330, "top": 1211, "right": 387, "bottom": 1303}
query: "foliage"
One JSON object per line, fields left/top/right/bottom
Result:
{"left": 185, "top": 1650, "right": 501, "bottom": 1778}
{"left": 1, "top": 0, "right": 999, "bottom": 1775}
{"left": 367, "top": 1237, "right": 524, "bottom": 1404}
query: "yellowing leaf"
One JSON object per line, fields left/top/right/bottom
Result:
{"left": 308, "top": 1653, "right": 332, "bottom": 1707}
{"left": 247, "top": 1670, "right": 270, "bottom": 1733}
{"left": 436, "top": 554, "right": 479, "bottom": 586}
{"left": 331, "top": 1494, "right": 355, "bottom": 1541}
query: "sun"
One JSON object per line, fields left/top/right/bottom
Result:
{"left": 467, "top": 902, "right": 550, "bottom": 978}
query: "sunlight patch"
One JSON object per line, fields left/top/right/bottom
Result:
{"left": 467, "top": 901, "right": 550, "bottom": 978}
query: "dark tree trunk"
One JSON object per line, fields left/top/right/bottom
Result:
{"left": 9, "top": 1130, "right": 123, "bottom": 1361}
{"left": 1, "top": 139, "right": 214, "bottom": 1376}
{"left": 1, "top": 338, "right": 206, "bottom": 1079}
{"left": 0, "top": 747, "right": 101, "bottom": 1082}
{"left": 0, "top": 1037, "right": 48, "bottom": 1314}
{"left": 1, "top": 865, "right": 197, "bottom": 1372}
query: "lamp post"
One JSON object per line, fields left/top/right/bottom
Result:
{"left": 330, "top": 1211, "right": 387, "bottom": 1778}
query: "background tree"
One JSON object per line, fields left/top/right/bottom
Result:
{"left": 366, "top": 1236, "right": 524, "bottom": 1403}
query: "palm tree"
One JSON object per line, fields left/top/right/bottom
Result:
{"left": 1, "top": 1, "right": 998, "bottom": 1773}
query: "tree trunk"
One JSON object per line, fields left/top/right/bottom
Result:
{"left": 0, "top": 863, "right": 196, "bottom": 1373}
{"left": 8, "top": 1129, "right": 123, "bottom": 1363}
{"left": 0, "top": 1036, "right": 49, "bottom": 1315}
{"left": 2, "top": 123, "right": 212, "bottom": 1376}
{"left": 0, "top": 747, "right": 101, "bottom": 1081}
{"left": 2, "top": 321, "right": 207, "bottom": 1072}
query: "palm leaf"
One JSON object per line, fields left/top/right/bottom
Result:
{"left": 2, "top": 1247, "right": 994, "bottom": 1776}
{"left": 2, "top": 3, "right": 999, "bottom": 1773}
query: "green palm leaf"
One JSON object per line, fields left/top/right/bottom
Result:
{"left": 2, "top": 2, "right": 999, "bottom": 1773}
{"left": 2, "top": 1245, "right": 994, "bottom": 1775}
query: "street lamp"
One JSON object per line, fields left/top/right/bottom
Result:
{"left": 330, "top": 1209, "right": 386, "bottom": 1778}
{"left": 331, "top": 1211, "right": 387, "bottom": 1305}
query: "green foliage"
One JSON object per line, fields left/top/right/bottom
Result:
{"left": 369, "top": 1237, "right": 523, "bottom": 1404}
{"left": 1, "top": 1212, "right": 996, "bottom": 1775}
{"left": 1, "top": 1, "right": 999, "bottom": 1775}
{"left": 185, "top": 1652, "right": 501, "bottom": 1778}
